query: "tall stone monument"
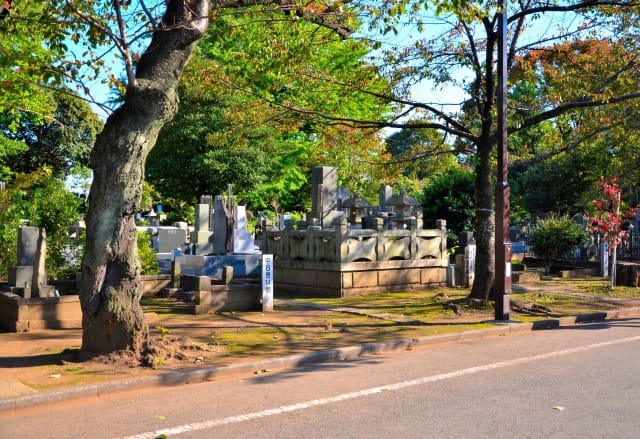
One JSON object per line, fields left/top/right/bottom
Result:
{"left": 233, "top": 205, "right": 259, "bottom": 254}
{"left": 8, "top": 226, "right": 38, "bottom": 294}
{"left": 190, "top": 195, "right": 214, "bottom": 255}
{"left": 8, "top": 226, "right": 54, "bottom": 297}
{"left": 309, "top": 166, "right": 343, "bottom": 228}
{"left": 212, "top": 195, "right": 233, "bottom": 255}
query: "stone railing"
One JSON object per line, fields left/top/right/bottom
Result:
{"left": 263, "top": 217, "right": 447, "bottom": 263}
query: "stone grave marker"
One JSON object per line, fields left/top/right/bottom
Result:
{"left": 156, "top": 227, "right": 187, "bottom": 253}
{"left": 212, "top": 196, "right": 232, "bottom": 254}
{"left": 309, "top": 166, "right": 341, "bottom": 227}
{"left": 233, "top": 205, "right": 259, "bottom": 254}
{"left": 9, "top": 226, "right": 39, "bottom": 292}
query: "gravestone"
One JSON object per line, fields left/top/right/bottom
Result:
{"left": 337, "top": 186, "right": 350, "bottom": 208}
{"left": 8, "top": 226, "right": 54, "bottom": 297}
{"left": 378, "top": 185, "right": 393, "bottom": 212}
{"left": 156, "top": 227, "right": 187, "bottom": 253}
{"left": 17, "top": 226, "right": 38, "bottom": 266}
{"left": 8, "top": 226, "right": 39, "bottom": 291}
{"left": 212, "top": 196, "right": 232, "bottom": 254}
{"left": 309, "top": 166, "right": 343, "bottom": 227}
{"left": 454, "top": 231, "right": 476, "bottom": 288}
{"left": 278, "top": 214, "right": 291, "bottom": 230}
{"left": 190, "top": 195, "right": 214, "bottom": 255}
{"left": 233, "top": 205, "right": 259, "bottom": 254}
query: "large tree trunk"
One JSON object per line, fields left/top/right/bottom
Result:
{"left": 79, "top": 0, "right": 209, "bottom": 356}
{"left": 469, "top": 141, "right": 495, "bottom": 301}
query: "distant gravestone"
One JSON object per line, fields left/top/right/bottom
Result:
{"left": 458, "top": 231, "right": 475, "bottom": 249}
{"left": 310, "top": 166, "right": 339, "bottom": 227}
{"left": 233, "top": 205, "right": 258, "bottom": 254}
{"left": 278, "top": 214, "right": 291, "bottom": 231}
{"left": 194, "top": 203, "right": 210, "bottom": 232}
{"left": 156, "top": 227, "right": 187, "bottom": 253}
{"left": 9, "top": 226, "right": 39, "bottom": 291}
{"left": 378, "top": 185, "right": 393, "bottom": 212}
{"left": 337, "top": 186, "right": 350, "bottom": 208}
{"left": 17, "top": 226, "right": 39, "bottom": 266}
{"left": 212, "top": 196, "right": 232, "bottom": 254}
{"left": 190, "top": 197, "right": 214, "bottom": 254}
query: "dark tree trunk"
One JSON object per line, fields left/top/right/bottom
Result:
{"left": 469, "top": 142, "right": 496, "bottom": 301}
{"left": 79, "top": 0, "right": 209, "bottom": 356}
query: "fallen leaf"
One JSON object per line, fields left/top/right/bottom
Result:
{"left": 155, "top": 415, "right": 167, "bottom": 421}
{"left": 49, "top": 374, "right": 61, "bottom": 379}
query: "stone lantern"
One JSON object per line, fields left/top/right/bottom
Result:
{"left": 342, "top": 193, "right": 371, "bottom": 226}
{"left": 146, "top": 208, "right": 159, "bottom": 226}
{"left": 387, "top": 188, "right": 420, "bottom": 227}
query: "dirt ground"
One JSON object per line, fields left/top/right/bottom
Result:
{"left": 1, "top": 278, "right": 639, "bottom": 397}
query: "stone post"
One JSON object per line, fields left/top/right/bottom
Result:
{"left": 457, "top": 231, "right": 476, "bottom": 288}
{"left": 373, "top": 217, "right": 385, "bottom": 261}
{"left": 600, "top": 242, "right": 609, "bottom": 277}
{"left": 436, "top": 219, "right": 447, "bottom": 257}
{"left": 463, "top": 244, "right": 476, "bottom": 288}
{"left": 336, "top": 216, "right": 348, "bottom": 262}
{"left": 408, "top": 217, "right": 417, "bottom": 259}
{"left": 31, "top": 228, "right": 48, "bottom": 298}
{"left": 171, "top": 259, "right": 182, "bottom": 289}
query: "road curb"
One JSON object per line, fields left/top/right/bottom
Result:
{"left": 2, "top": 306, "right": 639, "bottom": 414}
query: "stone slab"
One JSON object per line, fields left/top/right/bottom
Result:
{"left": 0, "top": 293, "right": 81, "bottom": 332}
{"left": 193, "top": 285, "right": 261, "bottom": 314}
{"left": 8, "top": 266, "right": 34, "bottom": 289}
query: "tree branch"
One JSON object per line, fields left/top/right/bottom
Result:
{"left": 218, "top": 76, "right": 479, "bottom": 141}
{"left": 212, "top": 0, "right": 353, "bottom": 38}
{"left": 515, "top": 92, "right": 640, "bottom": 132}
{"left": 510, "top": 1, "right": 640, "bottom": 24}
{"left": 300, "top": 72, "right": 474, "bottom": 137}
{"left": 113, "top": 0, "right": 137, "bottom": 90}
{"left": 510, "top": 122, "right": 618, "bottom": 170}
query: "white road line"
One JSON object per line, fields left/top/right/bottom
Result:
{"left": 118, "top": 335, "right": 640, "bottom": 439}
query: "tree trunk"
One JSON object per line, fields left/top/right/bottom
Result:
{"left": 79, "top": 0, "right": 209, "bottom": 356}
{"left": 469, "top": 141, "right": 495, "bottom": 301}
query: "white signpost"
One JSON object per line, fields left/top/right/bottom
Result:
{"left": 262, "top": 254, "right": 274, "bottom": 311}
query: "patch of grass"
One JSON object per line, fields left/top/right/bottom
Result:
{"left": 583, "top": 283, "right": 640, "bottom": 297}
{"left": 522, "top": 292, "right": 582, "bottom": 308}
{"left": 288, "top": 289, "right": 468, "bottom": 308}
{"left": 194, "top": 315, "right": 496, "bottom": 360}
{"left": 287, "top": 290, "right": 494, "bottom": 322}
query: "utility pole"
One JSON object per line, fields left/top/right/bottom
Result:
{"left": 495, "top": 0, "right": 512, "bottom": 320}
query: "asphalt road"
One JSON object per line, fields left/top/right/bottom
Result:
{"left": 2, "top": 318, "right": 639, "bottom": 439}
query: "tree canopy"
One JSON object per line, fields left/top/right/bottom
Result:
{"left": 331, "top": 1, "right": 640, "bottom": 300}
{"left": 148, "top": 9, "right": 396, "bottom": 215}
{"left": 2, "top": 91, "right": 101, "bottom": 179}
